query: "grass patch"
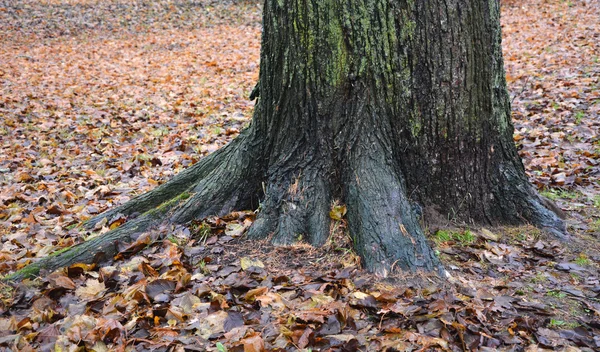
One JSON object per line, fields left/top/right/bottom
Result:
{"left": 531, "top": 273, "right": 548, "bottom": 283}
{"left": 433, "top": 229, "right": 476, "bottom": 245}
{"left": 196, "top": 259, "right": 210, "bottom": 275}
{"left": 503, "top": 225, "right": 542, "bottom": 243}
{"left": 454, "top": 230, "right": 476, "bottom": 245}
{"left": 0, "top": 282, "right": 15, "bottom": 304}
{"left": 540, "top": 188, "right": 579, "bottom": 201}
{"left": 546, "top": 290, "right": 567, "bottom": 299}
{"left": 574, "top": 253, "right": 591, "bottom": 266}
{"left": 594, "top": 195, "right": 600, "bottom": 208}
{"left": 192, "top": 221, "right": 212, "bottom": 243}
{"left": 574, "top": 110, "right": 585, "bottom": 124}
{"left": 515, "top": 285, "right": 535, "bottom": 296}
{"left": 433, "top": 230, "right": 452, "bottom": 243}
{"left": 548, "top": 318, "right": 579, "bottom": 329}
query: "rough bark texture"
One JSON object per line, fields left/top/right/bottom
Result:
{"left": 5, "top": 0, "right": 567, "bottom": 281}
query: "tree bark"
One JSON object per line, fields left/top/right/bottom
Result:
{"left": 5, "top": 0, "right": 566, "bottom": 281}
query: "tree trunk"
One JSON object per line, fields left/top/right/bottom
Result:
{"left": 5, "top": 0, "right": 566, "bottom": 281}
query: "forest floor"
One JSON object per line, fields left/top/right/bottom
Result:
{"left": 0, "top": 0, "right": 599, "bottom": 350}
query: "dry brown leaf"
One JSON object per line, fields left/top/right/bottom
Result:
{"left": 75, "top": 279, "right": 106, "bottom": 300}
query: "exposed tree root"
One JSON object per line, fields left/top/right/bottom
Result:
{"left": 252, "top": 169, "right": 333, "bottom": 246}
{"left": 2, "top": 127, "right": 567, "bottom": 282}
{"left": 527, "top": 195, "right": 569, "bottom": 239}
{"left": 4, "top": 207, "right": 170, "bottom": 282}
{"left": 493, "top": 162, "right": 569, "bottom": 240}
{"left": 5, "top": 131, "right": 264, "bottom": 281}
{"left": 170, "top": 132, "right": 263, "bottom": 223}
{"left": 83, "top": 136, "right": 250, "bottom": 230}
{"left": 343, "top": 136, "right": 442, "bottom": 276}
{"left": 1, "top": 0, "right": 573, "bottom": 285}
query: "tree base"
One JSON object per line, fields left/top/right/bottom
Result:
{"left": 3, "top": 123, "right": 567, "bottom": 282}
{"left": 1, "top": 0, "right": 570, "bottom": 283}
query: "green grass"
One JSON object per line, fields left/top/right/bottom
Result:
{"left": 574, "top": 111, "right": 585, "bottom": 124}
{"left": 515, "top": 285, "right": 535, "bottom": 296}
{"left": 548, "top": 318, "right": 579, "bottom": 329}
{"left": 540, "top": 188, "right": 579, "bottom": 201}
{"left": 193, "top": 221, "right": 212, "bottom": 243}
{"left": 433, "top": 230, "right": 452, "bottom": 243}
{"left": 151, "top": 126, "right": 170, "bottom": 137}
{"left": 433, "top": 229, "right": 476, "bottom": 245}
{"left": 454, "top": 230, "right": 476, "bottom": 245}
{"left": 546, "top": 290, "right": 567, "bottom": 299}
{"left": 593, "top": 195, "right": 600, "bottom": 208}
{"left": 167, "top": 236, "right": 180, "bottom": 245}
{"left": 531, "top": 273, "right": 548, "bottom": 283}
{"left": 574, "top": 254, "right": 591, "bottom": 266}
{"left": 216, "top": 342, "right": 228, "bottom": 352}
{"left": 196, "top": 259, "right": 210, "bottom": 275}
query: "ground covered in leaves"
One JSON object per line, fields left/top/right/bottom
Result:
{"left": 0, "top": 0, "right": 599, "bottom": 350}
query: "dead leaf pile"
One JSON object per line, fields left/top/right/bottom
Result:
{"left": 503, "top": 0, "right": 600, "bottom": 200}
{"left": 0, "top": 0, "right": 261, "bottom": 272}
{"left": 1, "top": 0, "right": 600, "bottom": 350}
{"left": 2, "top": 219, "right": 600, "bottom": 350}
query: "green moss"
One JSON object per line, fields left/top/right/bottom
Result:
{"left": 144, "top": 191, "right": 192, "bottom": 217}
{"left": 2, "top": 236, "right": 99, "bottom": 281}
{"left": 398, "top": 6, "right": 416, "bottom": 42}
{"left": 66, "top": 223, "right": 80, "bottom": 230}
{"left": 411, "top": 122, "right": 422, "bottom": 137}
{"left": 3, "top": 263, "right": 42, "bottom": 281}
{"left": 294, "top": 0, "right": 348, "bottom": 88}
{"left": 357, "top": 2, "right": 371, "bottom": 76}
{"left": 164, "top": 191, "right": 191, "bottom": 207}
{"left": 179, "top": 191, "right": 191, "bottom": 200}
{"left": 49, "top": 246, "right": 70, "bottom": 257}
{"left": 323, "top": 3, "right": 348, "bottom": 87}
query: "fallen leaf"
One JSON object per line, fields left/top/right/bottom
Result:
{"left": 329, "top": 205, "right": 347, "bottom": 220}
{"left": 240, "top": 257, "right": 264, "bottom": 270}
{"left": 75, "top": 279, "right": 106, "bottom": 300}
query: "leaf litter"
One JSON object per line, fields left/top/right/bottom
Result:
{"left": 1, "top": 0, "right": 600, "bottom": 350}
